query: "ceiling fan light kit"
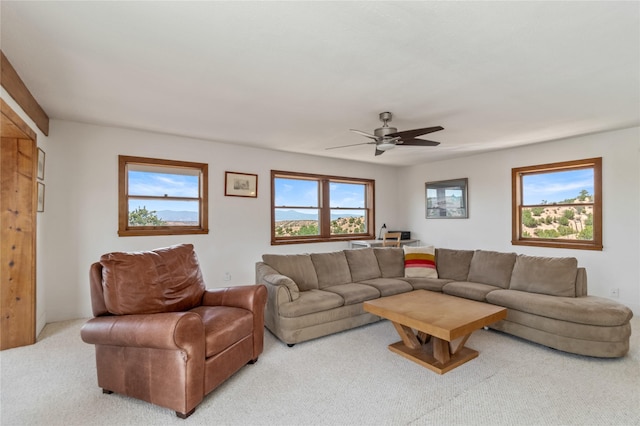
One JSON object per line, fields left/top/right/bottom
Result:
{"left": 376, "top": 141, "right": 396, "bottom": 151}
{"left": 328, "top": 111, "right": 444, "bottom": 156}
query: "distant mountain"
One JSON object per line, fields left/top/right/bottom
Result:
{"left": 275, "top": 209, "right": 362, "bottom": 221}
{"left": 156, "top": 210, "right": 199, "bottom": 222}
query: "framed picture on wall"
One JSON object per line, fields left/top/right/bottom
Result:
{"left": 225, "top": 171, "right": 258, "bottom": 198}
{"left": 425, "top": 178, "right": 468, "bottom": 218}
{"left": 37, "top": 148, "right": 45, "bottom": 180}
{"left": 37, "top": 182, "right": 45, "bottom": 212}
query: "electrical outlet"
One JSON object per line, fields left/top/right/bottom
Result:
{"left": 224, "top": 272, "right": 231, "bottom": 281}
{"left": 609, "top": 288, "right": 619, "bottom": 298}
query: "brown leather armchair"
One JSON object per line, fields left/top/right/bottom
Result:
{"left": 80, "top": 244, "right": 267, "bottom": 418}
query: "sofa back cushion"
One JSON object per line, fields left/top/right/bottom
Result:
{"left": 262, "top": 254, "right": 319, "bottom": 291}
{"left": 344, "top": 248, "right": 382, "bottom": 282}
{"left": 311, "top": 251, "right": 353, "bottom": 288}
{"left": 100, "top": 243, "right": 206, "bottom": 315}
{"left": 374, "top": 248, "right": 405, "bottom": 278}
{"left": 435, "top": 248, "right": 474, "bottom": 281}
{"left": 467, "top": 250, "right": 517, "bottom": 288}
{"left": 510, "top": 254, "right": 578, "bottom": 297}
{"left": 404, "top": 246, "right": 438, "bottom": 278}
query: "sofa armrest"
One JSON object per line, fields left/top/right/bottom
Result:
{"left": 262, "top": 274, "right": 300, "bottom": 301}
{"left": 201, "top": 285, "right": 267, "bottom": 313}
{"left": 80, "top": 311, "right": 204, "bottom": 353}
{"left": 256, "top": 262, "right": 300, "bottom": 301}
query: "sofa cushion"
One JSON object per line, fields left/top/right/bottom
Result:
{"left": 311, "top": 251, "right": 352, "bottom": 289}
{"left": 401, "top": 277, "right": 452, "bottom": 292}
{"left": 278, "top": 289, "right": 344, "bottom": 318}
{"left": 435, "top": 248, "right": 474, "bottom": 281}
{"left": 323, "top": 283, "right": 381, "bottom": 305}
{"left": 262, "top": 254, "right": 319, "bottom": 291}
{"left": 486, "top": 290, "right": 633, "bottom": 327}
{"left": 404, "top": 246, "right": 437, "bottom": 278}
{"left": 509, "top": 255, "right": 578, "bottom": 297}
{"left": 374, "top": 248, "right": 405, "bottom": 277}
{"left": 344, "top": 248, "right": 382, "bottom": 282}
{"left": 442, "top": 281, "right": 502, "bottom": 302}
{"left": 467, "top": 250, "right": 517, "bottom": 288}
{"left": 358, "top": 278, "right": 413, "bottom": 297}
{"left": 100, "top": 244, "right": 206, "bottom": 315}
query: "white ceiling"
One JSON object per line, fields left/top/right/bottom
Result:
{"left": 1, "top": 1, "right": 639, "bottom": 166}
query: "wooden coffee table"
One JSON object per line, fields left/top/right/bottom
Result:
{"left": 364, "top": 290, "right": 507, "bottom": 374}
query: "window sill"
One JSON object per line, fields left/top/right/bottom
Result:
{"left": 512, "top": 239, "right": 602, "bottom": 251}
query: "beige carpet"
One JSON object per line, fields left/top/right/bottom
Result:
{"left": 1, "top": 317, "right": 638, "bottom": 426}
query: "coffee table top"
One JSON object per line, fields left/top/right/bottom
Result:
{"left": 364, "top": 290, "right": 507, "bottom": 341}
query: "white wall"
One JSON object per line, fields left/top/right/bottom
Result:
{"left": 399, "top": 127, "right": 640, "bottom": 314}
{"left": 37, "top": 119, "right": 640, "bottom": 321}
{"left": 1, "top": 91, "right": 49, "bottom": 335}
{"left": 42, "top": 120, "right": 401, "bottom": 321}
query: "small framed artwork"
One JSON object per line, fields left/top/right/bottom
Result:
{"left": 426, "top": 178, "right": 468, "bottom": 219}
{"left": 225, "top": 171, "right": 258, "bottom": 198}
{"left": 37, "top": 148, "right": 45, "bottom": 180}
{"left": 37, "top": 182, "right": 45, "bottom": 212}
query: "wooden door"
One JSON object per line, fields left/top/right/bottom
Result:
{"left": 1, "top": 99, "right": 37, "bottom": 350}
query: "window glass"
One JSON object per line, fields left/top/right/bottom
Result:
{"left": 119, "top": 156, "right": 208, "bottom": 236}
{"left": 272, "top": 171, "right": 374, "bottom": 244}
{"left": 330, "top": 182, "right": 367, "bottom": 235}
{"left": 512, "top": 158, "right": 601, "bottom": 250}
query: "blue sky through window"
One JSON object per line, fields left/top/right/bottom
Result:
{"left": 275, "top": 179, "right": 365, "bottom": 211}
{"left": 128, "top": 171, "right": 199, "bottom": 212}
{"left": 522, "top": 169, "right": 594, "bottom": 205}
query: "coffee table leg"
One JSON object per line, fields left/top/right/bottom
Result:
{"left": 391, "top": 322, "right": 421, "bottom": 350}
{"left": 388, "top": 325, "right": 479, "bottom": 374}
{"left": 449, "top": 335, "right": 471, "bottom": 356}
{"left": 432, "top": 338, "right": 450, "bottom": 364}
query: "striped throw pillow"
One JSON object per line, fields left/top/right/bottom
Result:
{"left": 404, "top": 246, "right": 438, "bottom": 278}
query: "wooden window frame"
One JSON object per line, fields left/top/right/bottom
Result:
{"left": 271, "top": 170, "right": 375, "bottom": 245}
{"left": 512, "top": 157, "right": 602, "bottom": 251}
{"left": 118, "top": 155, "right": 208, "bottom": 237}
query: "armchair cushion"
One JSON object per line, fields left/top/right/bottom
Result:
{"left": 100, "top": 244, "right": 206, "bottom": 315}
{"left": 189, "top": 306, "right": 254, "bottom": 358}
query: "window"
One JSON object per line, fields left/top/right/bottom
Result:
{"left": 512, "top": 157, "right": 602, "bottom": 250}
{"left": 271, "top": 170, "right": 375, "bottom": 244}
{"left": 118, "top": 155, "right": 208, "bottom": 236}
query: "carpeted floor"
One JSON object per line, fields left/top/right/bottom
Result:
{"left": 1, "top": 317, "right": 638, "bottom": 426}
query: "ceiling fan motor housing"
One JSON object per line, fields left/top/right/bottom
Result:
{"left": 374, "top": 126, "right": 398, "bottom": 138}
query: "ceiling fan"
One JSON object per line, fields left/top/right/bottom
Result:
{"left": 328, "top": 112, "right": 444, "bottom": 156}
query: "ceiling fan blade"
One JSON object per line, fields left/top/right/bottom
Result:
{"left": 388, "top": 126, "right": 444, "bottom": 139}
{"left": 396, "top": 139, "right": 441, "bottom": 146}
{"left": 350, "top": 129, "right": 380, "bottom": 141}
{"left": 326, "top": 141, "right": 374, "bottom": 150}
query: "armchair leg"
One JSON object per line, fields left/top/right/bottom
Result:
{"left": 176, "top": 408, "right": 196, "bottom": 419}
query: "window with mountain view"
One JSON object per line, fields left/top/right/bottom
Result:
{"left": 271, "top": 170, "right": 375, "bottom": 244}
{"left": 512, "top": 157, "right": 602, "bottom": 250}
{"left": 118, "top": 155, "right": 208, "bottom": 236}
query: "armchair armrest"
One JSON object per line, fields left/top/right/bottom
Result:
{"left": 202, "top": 285, "right": 267, "bottom": 359}
{"left": 201, "top": 285, "right": 267, "bottom": 313}
{"left": 80, "top": 312, "right": 204, "bottom": 354}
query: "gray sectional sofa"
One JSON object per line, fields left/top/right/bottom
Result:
{"left": 255, "top": 247, "right": 633, "bottom": 357}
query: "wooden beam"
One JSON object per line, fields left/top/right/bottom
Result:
{"left": 1, "top": 98, "right": 37, "bottom": 140}
{"left": 0, "top": 50, "right": 49, "bottom": 136}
